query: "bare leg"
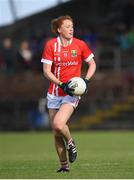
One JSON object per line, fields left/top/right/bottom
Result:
{"left": 59, "top": 124, "right": 72, "bottom": 142}
{"left": 49, "top": 108, "right": 70, "bottom": 163}
{"left": 52, "top": 103, "right": 74, "bottom": 142}
{"left": 49, "top": 103, "right": 75, "bottom": 169}
{"left": 54, "top": 133, "right": 67, "bottom": 161}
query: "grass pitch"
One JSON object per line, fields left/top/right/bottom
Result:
{"left": 0, "top": 131, "right": 134, "bottom": 179}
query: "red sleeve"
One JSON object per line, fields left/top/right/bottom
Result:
{"left": 41, "top": 40, "right": 53, "bottom": 62}
{"left": 81, "top": 41, "right": 93, "bottom": 60}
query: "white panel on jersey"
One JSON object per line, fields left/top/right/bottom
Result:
{"left": 85, "top": 53, "right": 94, "bottom": 62}
{"left": 41, "top": 58, "right": 53, "bottom": 64}
{"left": 54, "top": 42, "right": 57, "bottom": 52}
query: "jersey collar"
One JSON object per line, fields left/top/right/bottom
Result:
{"left": 57, "top": 36, "right": 73, "bottom": 46}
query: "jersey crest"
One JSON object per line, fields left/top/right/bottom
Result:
{"left": 71, "top": 50, "right": 77, "bottom": 57}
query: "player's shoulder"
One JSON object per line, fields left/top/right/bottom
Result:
{"left": 73, "top": 37, "right": 88, "bottom": 49}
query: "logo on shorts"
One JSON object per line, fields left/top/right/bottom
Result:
{"left": 71, "top": 50, "right": 77, "bottom": 57}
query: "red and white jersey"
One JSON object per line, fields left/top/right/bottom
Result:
{"left": 41, "top": 37, "right": 94, "bottom": 96}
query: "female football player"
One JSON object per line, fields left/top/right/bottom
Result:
{"left": 41, "top": 15, "right": 96, "bottom": 172}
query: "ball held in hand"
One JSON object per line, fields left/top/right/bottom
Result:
{"left": 68, "top": 77, "right": 87, "bottom": 96}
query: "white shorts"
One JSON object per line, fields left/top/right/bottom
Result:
{"left": 47, "top": 93, "right": 80, "bottom": 109}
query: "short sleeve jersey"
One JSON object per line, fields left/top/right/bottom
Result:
{"left": 41, "top": 37, "right": 94, "bottom": 96}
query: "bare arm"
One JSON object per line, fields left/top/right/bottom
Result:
{"left": 43, "top": 63, "right": 61, "bottom": 85}
{"left": 43, "top": 63, "right": 74, "bottom": 95}
{"left": 85, "top": 59, "right": 96, "bottom": 80}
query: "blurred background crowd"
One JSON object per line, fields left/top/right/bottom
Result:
{"left": 0, "top": 0, "right": 134, "bottom": 131}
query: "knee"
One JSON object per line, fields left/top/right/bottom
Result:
{"left": 52, "top": 122, "right": 63, "bottom": 133}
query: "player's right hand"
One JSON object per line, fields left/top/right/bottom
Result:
{"left": 58, "top": 81, "right": 74, "bottom": 96}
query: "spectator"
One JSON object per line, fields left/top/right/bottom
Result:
{"left": 16, "top": 40, "right": 33, "bottom": 72}
{"left": 1, "top": 38, "right": 15, "bottom": 75}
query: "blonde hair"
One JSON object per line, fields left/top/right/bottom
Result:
{"left": 51, "top": 15, "right": 73, "bottom": 34}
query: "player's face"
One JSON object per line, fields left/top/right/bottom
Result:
{"left": 58, "top": 19, "right": 74, "bottom": 40}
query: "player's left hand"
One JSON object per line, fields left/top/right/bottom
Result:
{"left": 83, "top": 78, "right": 90, "bottom": 94}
